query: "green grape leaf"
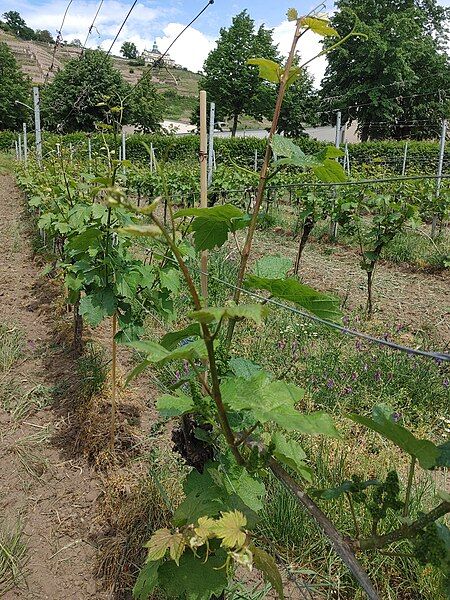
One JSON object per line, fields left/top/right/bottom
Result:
{"left": 244, "top": 275, "right": 342, "bottom": 322}
{"left": 253, "top": 255, "right": 293, "bottom": 278}
{"left": 252, "top": 546, "right": 284, "bottom": 599}
{"left": 272, "top": 432, "right": 312, "bottom": 482}
{"left": 271, "top": 135, "right": 313, "bottom": 167}
{"left": 348, "top": 406, "right": 440, "bottom": 469}
{"left": 79, "top": 288, "right": 117, "bottom": 327}
{"left": 160, "top": 323, "right": 201, "bottom": 350}
{"left": 132, "top": 560, "right": 160, "bottom": 599}
{"left": 228, "top": 357, "right": 263, "bottom": 380}
{"left": 174, "top": 470, "right": 227, "bottom": 527}
{"left": 221, "top": 373, "right": 339, "bottom": 436}
{"left": 247, "top": 58, "right": 282, "bottom": 83}
{"left": 213, "top": 510, "right": 247, "bottom": 548}
{"left": 216, "top": 462, "right": 266, "bottom": 512}
{"left": 118, "top": 224, "right": 161, "bottom": 237}
{"left": 160, "top": 268, "right": 181, "bottom": 294}
{"left": 145, "top": 528, "right": 175, "bottom": 561}
{"left": 158, "top": 550, "right": 228, "bottom": 600}
{"left": 312, "top": 159, "right": 347, "bottom": 183}
{"left": 189, "top": 304, "right": 268, "bottom": 325}
{"left": 315, "top": 146, "right": 344, "bottom": 160}
{"left": 157, "top": 393, "right": 195, "bottom": 417}
{"left": 435, "top": 441, "right": 450, "bottom": 468}
{"left": 437, "top": 489, "right": 450, "bottom": 503}
{"left": 174, "top": 205, "right": 249, "bottom": 251}
{"left": 300, "top": 16, "right": 339, "bottom": 37}
{"left": 127, "top": 338, "right": 208, "bottom": 366}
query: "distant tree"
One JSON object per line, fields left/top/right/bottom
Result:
{"left": 201, "top": 11, "right": 279, "bottom": 136}
{"left": 276, "top": 68, "right": 320, "bottom": 137}
{"left": 70, "top": 38, "right": 82, "bottom": 47}
{"left": 121, "top": 41, "right": 138, "bottom": 60}
{"left": 0, "top": 42, "right": 31, "bottom": 130}
{"left": 41, "top": 49, "right": 131, "bottom": 132}
{"left": 35, "top": 29, "right": 54, "bottom": 44}
{"left": 2, "top": 11, "right": 35, "bottom": 40}
{"left": 321, "top": 0, "right": 450, "bottom": 140}
{"left": 131, "top": 77, "right": 164, "bottom": 132}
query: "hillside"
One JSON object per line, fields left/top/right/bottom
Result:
{"left": 0, "top": 30, "right": 200, "bottom": 122}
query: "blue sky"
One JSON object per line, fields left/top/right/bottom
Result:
{"left": 0, "top": 0, "right": 448, "bottom": 82}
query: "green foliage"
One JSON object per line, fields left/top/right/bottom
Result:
{"left": 130, "top": 78, "right": 164, "bottom": 133}
{"left": 348, "top": 405, "right": 440, "bottom": 469}
{"left": 175, "top": 205, "right": 251, "bottom": 251}
{"left": 0, "top": 42, "right": 31, "bottom": 130}
{"left": 221, "top": 371, "right": 339, "bottom": 436}
{"left": 200, "top": 10, "right": 279, "bottom": 136}
{"left": 121, "top": 41, "right": 138, "bottom": 60}
{"left": 2, "top": 11, "right": 36, "bottom": 40}
{"left": 321, "top": 0, "right": 450, "bottom": 140}
{"left": 41, "top": 50, "right": 131, "bottom": 132}
{"left": 245, "top": 275, "right": 342, "bottom": 322}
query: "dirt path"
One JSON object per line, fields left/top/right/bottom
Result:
{"left": 0, "top": 172, "right": 107, "bottom": 599}
{"left": 252, "top": 230, "right": 450, "bottom": 346}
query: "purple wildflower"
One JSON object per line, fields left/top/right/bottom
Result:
{"left": 326, "top": 379, "right": 335, "bottom": 389}
{"left": 443, "top": 378, "right": 449, "bottom": 389}
{"left": 343, "top": 386, "right": 353, "bottom": 394}
{"left": 392, "top": 412, "right": 402, "bottom": 423}
{"left": 278, "top": 340, "right": 286, "bottom": 351}
{"left": 351, "top": 371, "right": 358, "bottom": 381}
{"left": 374, "top": 370, "right": 382, "bottom": 382}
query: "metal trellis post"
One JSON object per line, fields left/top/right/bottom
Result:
{"left": 23, "top": 123, "right": 28, "bottom": 166}
{"left": 33, "top": 86, "right": 42, "bottom": 167}
{"left": 432, "top": 118, "right": 447, "bottom": 238}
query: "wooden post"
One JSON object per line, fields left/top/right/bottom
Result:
{"left": 110, "top": 313, "right": 117, "bottom": 452}
{"left": 200, "top": 90, "right": 208, "bottom": 302}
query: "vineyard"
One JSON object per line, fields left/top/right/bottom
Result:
{"left": 1, "top": 10, "right": 450, "bottom": 600}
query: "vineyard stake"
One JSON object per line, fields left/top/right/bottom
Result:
{"left": 207, "top": 101, "right": 215, "bottom": 186}
{"left": 23, "top": 122, "right": 28, "bottom": 167}
{"left": 110, "top": 312, "right": 117, "bottom": 451}
{"left": 330, "top": 109, "right": 341, "bottom": 238}
{"left": 33, "top": 86, "right": 42, "bottom": 167}
{"left": 200, "top": 90, "right": 208, "bottom": 302}
{"left": 14, "top": 140, "right": 19, "bottom": 160}
{"left": 401, "top": 141, "right": 408, "bottom": 176}
{"left": 18, "top": 134, "right": 22, "bottom": 161}
{"left": 432, "top": 118, "right": 447, "bottom": 238}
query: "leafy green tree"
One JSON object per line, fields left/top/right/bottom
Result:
{"left": 0, "top": 42, "right": 31, "bottom": 130}
{"left": 121, "top": 41, "right": 138, "bottom": 60}
{"left": 276, "top": 67, "right": 320, "bottom": 137}
{"left": 201, "top": 10, "right": 279, "bottom": 136}
{"left": 320, "top": 0, "right": 450, "bottom": 140}
{"left": 35, "top": 30, "right": 54, "bottom": 43}
{"left": 2, "top": 11, "right": 35, "bottom": 40}
{"left": 131, "top": 77, "right": 164, "bottom": 132}
{"left": 41, "top": 49, "right": 131, "bottom": 132}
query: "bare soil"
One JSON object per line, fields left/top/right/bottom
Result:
{"left": 0, "top": 172, "right": 108, "bottom": 599}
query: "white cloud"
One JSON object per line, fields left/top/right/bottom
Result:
{"left": 15, "top": 0, "right": 161, "bottom": 48}
{"left": 155, "top": 23, "right": 216, "bottom": 73}
{"left": 273, "top": 20, "right": 328, "bottom": 88}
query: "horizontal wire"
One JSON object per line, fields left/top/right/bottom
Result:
{"left": 158, "top": 256, "right": 449, "bottom": 362}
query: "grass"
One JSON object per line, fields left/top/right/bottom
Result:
{"left": 0, "top": 523, "right": 27, "bottom": 595}
{"left": 0, "top": 324, "right": 24, "bottom": 373}
{"left": 12, "top": 428, "right": 51, "bottom": 479}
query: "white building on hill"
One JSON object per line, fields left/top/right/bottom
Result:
{"left": 142, "top": 41, "right": 175, "bottom": 68}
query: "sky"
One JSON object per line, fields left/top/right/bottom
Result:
{"left": 0, "top": 0, "right": 449, "bottom": 85}
{"left": 0, "top": 0, "right": 337, "bottom": 83}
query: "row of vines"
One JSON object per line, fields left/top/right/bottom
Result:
{"left": 10, "top": 10, "right": 450, "bottom": 600}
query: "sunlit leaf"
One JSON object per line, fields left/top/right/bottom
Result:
{"left": 213, "top": 510, "right": 247, "bottom": 548}
{"left": 253, "top": 255, "right": 293, "bottom": 278}
{"left": 245, "top": 275, "right": 342, "bottom": 322}
{"left": 189, "top": 304, "right": 268, "bottom": 325}
{"left": 272, "top": 432, "right": 312, "bottom": 482}
{"left": 300, "top": 16, "right": 339, "bottom": 37}
{"left": 247, "top": 58, "right": 282, "bottom": 83}
{"left": 157, "top": 393, "right": 195, "bottom": 417}
{"left": 348, "top": 405, "right": 440, "bottom": 469}
{"left": 252, "top": 546, "right": 284, "bottom": 599}
{"left": 118, "top": 224, "right": 161, "bottom": 237}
